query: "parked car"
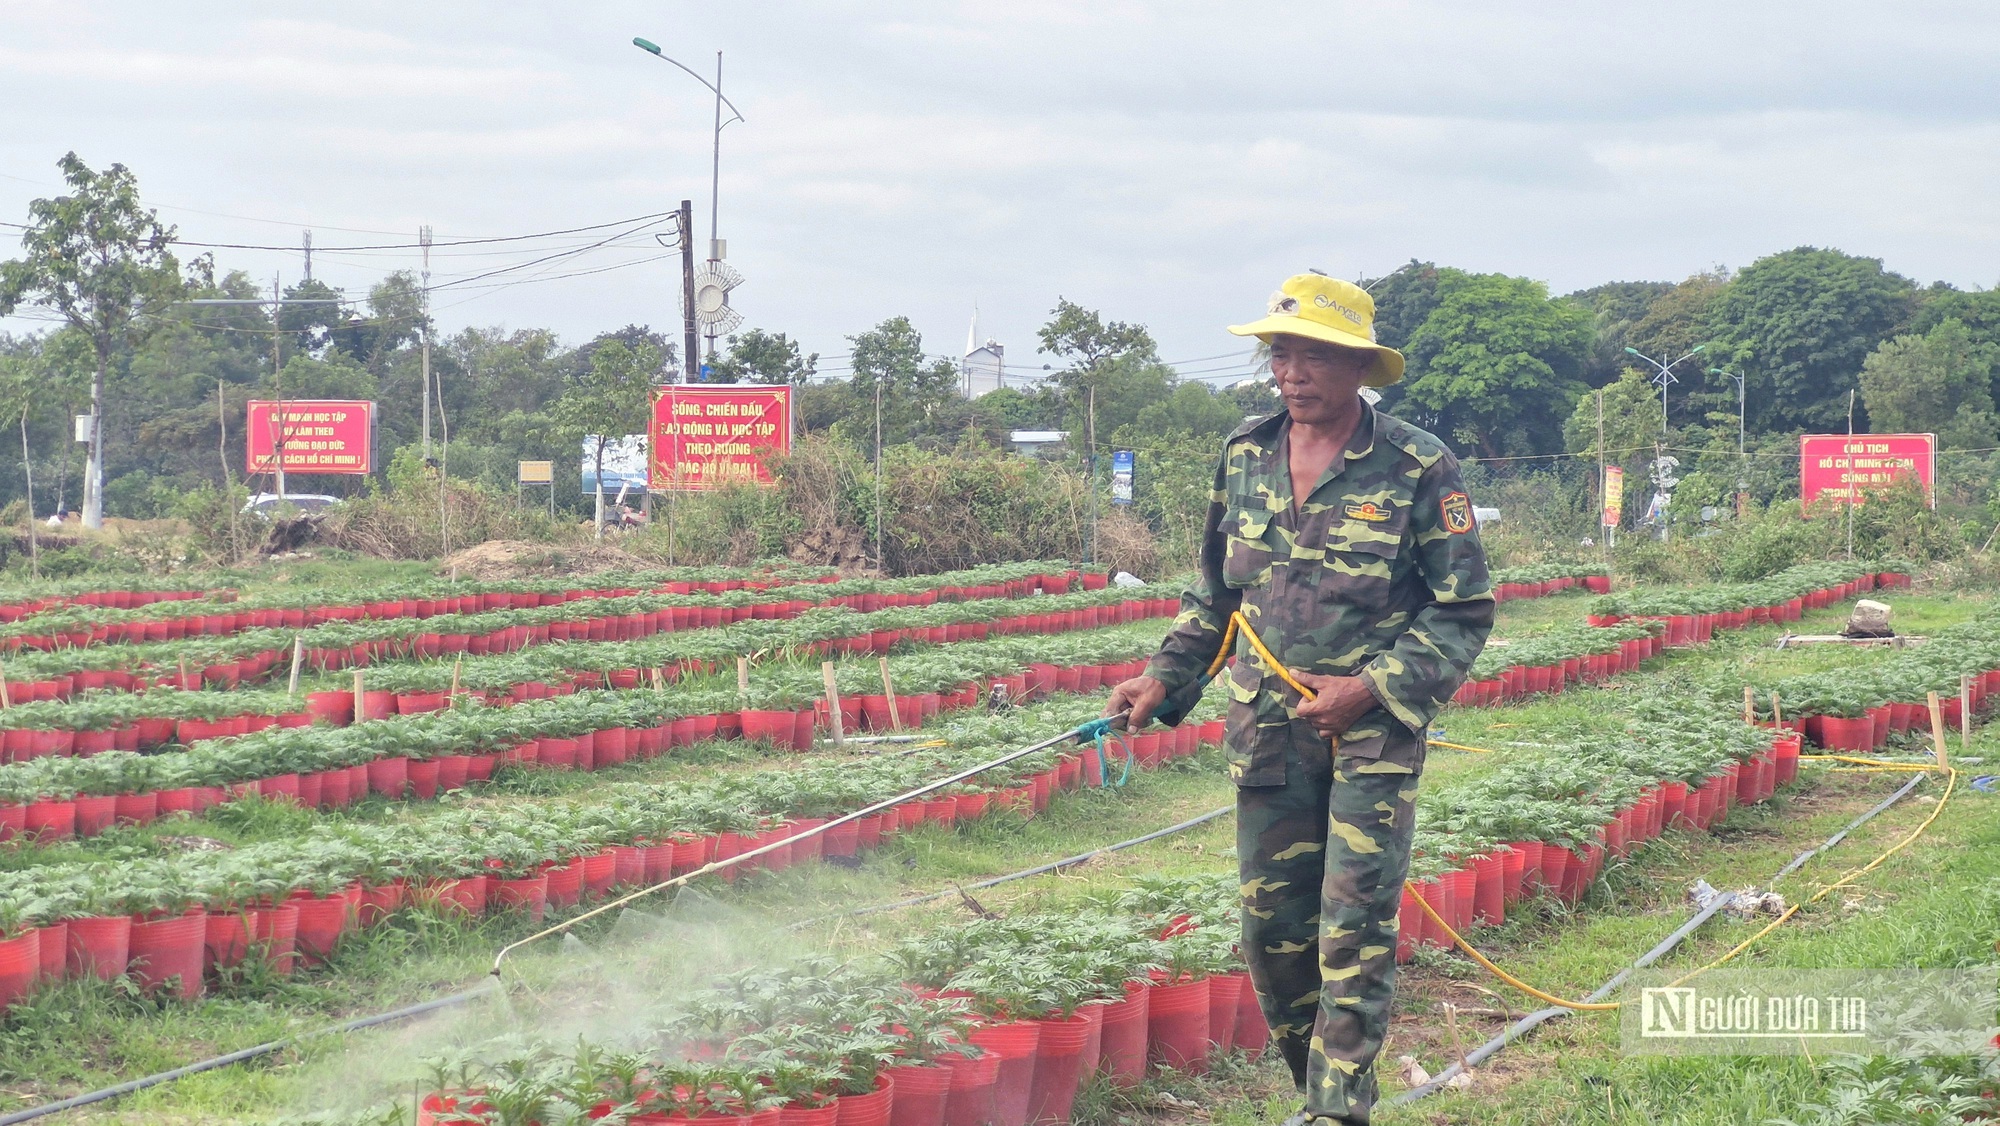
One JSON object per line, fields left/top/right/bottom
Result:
{"left": 241, "top": 493, "right": 342, "bottom": 518}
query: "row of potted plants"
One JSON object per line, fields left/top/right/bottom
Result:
{"left": 1489, "top": 561, "right": 1612, "bottom": 602}
{"left": 1400, "top": 690, "right": 1810, "bottom": 957}
{"left": 0, "top": 565, "right": 1123, "bottom": 702}
{"left": 0, "top": 561, "right": 1093, "bottom": 653}
{"left": 1454, "top": 620, "right": 1663, "bottom": 705}
{"left": 395, "top": 883, "right": 1254, "bottom": 1126}
{"left": 1746, "top": 605, "right": 2000, "bottom": 749}
{"left": 0, "top": 690, "right": 1226, "bottom": 1009}
{"left": 1585, "top": 560, "right": 1908, "bottom": 630}
{"left": 0, "top": 620, "right": 1188, "bottom": 836}
{"left": 0, "top": 585, "right": 209, "bottom": 624}
{"left": 0, "top": 592, "right": 1182, "bottom": 772}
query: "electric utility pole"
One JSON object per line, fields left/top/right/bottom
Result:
{"left": 679, "top": 200, "right": 697, "bottom": 385}
{"left": 420, "top": 225, "right": 433, "bottom": 461}
{"left": 270, "top": 274, "right": 286, "bottom": 498}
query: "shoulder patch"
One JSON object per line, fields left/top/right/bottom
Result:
{"left": 1440, "top": 491, "right": 1474, "bottom": 534}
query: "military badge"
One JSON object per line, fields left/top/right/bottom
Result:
{"left": 1440, "top": 491, "right": 1474, "bottom": 534}
{"left": 1343, "top": 501, "right": 1392, "bottom": 523}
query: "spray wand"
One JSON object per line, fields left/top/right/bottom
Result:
{"left": 487, "top": 710, "right": 1134, "bottom": 983}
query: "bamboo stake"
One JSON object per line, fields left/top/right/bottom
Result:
{"left": 1770, "top": 692, "right": 1784, "bottom": 726}
{"left": 287, "top": 636, "right": 305, "bottom": 696}
{"left": 179, "top": 656, "right": 192, "bottom": 691}
{"left": 822, "top": 660, "right": 845, "bottom": 748}
{"left": 1926, "top": 691, "right": 1949, "bottom": 770}
{"left": 737, "top": 656, "right": 750, "bottom": 700}
{"left": 879, "top": 657, "right": 903, "bottom": 733}
{"left": 1742, "top": 685, "right": 1755, "bottom": 725}
{"left": 354, "top": 669, "right": 366, "bottom": 722}
{"left": 450, "top": 656, "right": 463, "bottom": 701}
{"left": 0, "top": 657, "right": 11, "bottom": 709}
{"left": 650, "top": 667, "right": 665, "bottom": 691}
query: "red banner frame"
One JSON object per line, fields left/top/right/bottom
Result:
{"left": 650, "top": 385, "right": 793, "bottom": 491}
{"left": 246, "top": 400, "right": 376, "bottom": 475}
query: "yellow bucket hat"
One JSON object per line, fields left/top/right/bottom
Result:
{"left": 1228, "top": 273, "right": 1406, "bottom": 387}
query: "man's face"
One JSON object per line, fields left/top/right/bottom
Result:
{"left": 1269, "top": 334, "right": 1373, "bottom": 426}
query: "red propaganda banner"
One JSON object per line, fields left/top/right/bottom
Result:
{"left": 650, "top": 385, "right": 792, "bottom": 491}
{"left": 1799, "top": 433, "right": 1936, "bottom": 511}
{"left": 246, "top": 400, "right": 377, "bottom": 475}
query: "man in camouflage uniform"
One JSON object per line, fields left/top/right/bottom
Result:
{"left": 1107, "top": 273, "right": 1493, "bottom": 1124}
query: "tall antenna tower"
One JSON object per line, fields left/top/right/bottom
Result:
{"left": 301, "top": 230, "right": 313, "bottom": 280}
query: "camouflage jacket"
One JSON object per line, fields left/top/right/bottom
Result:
{"left": 1144, "top": 407, "right": 1495, "bottom": 784}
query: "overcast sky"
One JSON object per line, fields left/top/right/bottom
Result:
{"left": 4, "top": 1, "right": 1997, "bottom": 385}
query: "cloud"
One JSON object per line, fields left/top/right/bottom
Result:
{"left": 3, "top": 0, "right": 1998, "bottom": 366}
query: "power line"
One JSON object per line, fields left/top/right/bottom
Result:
{"left": 163, "top": 212, "right": 680, "bottom": 253}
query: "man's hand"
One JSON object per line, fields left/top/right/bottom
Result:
{"left": 1290, "top": 671, "right": 1378, "bottom": 742}
{"left": 1105, "top": 674, "right": 1168, "bottom": 730}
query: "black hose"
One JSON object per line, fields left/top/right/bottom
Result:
{"left": 0, "top": 983, "right": 498, "bottom": 1125}
{"left": 789, "top": 804, "right": 1237, "bottom": 929}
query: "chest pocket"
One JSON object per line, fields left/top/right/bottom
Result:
{"left": 1321, "top": 505, "right": 1409, "bottom": 609}
{"left": 1220, "top": 505, "right": 1276, "bottom": 589}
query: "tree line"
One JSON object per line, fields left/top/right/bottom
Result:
{"left": 2, "top": 153, "right": 1996, "bottom": 547}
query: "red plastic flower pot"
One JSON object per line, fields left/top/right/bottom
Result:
{"left": 64, "top": 914, "right": 131, "bottom": 981}
{"left": 968, "top": 1020, "right": 1041, "bottom": 1126}
{"left": 492, "top": 875, "right": 549, "bottom": 922}
{"left": 953, "top": 793, "right": 991, "bottom": 823}
{"left": 115, "top": 790, "right": 159, "bottom": 826}
{"left": 671, "top": 835, "right": 715, "bottom": 877}
{"left": 780, "top": 1104, "right": 840, "bottom": 1126}
{"left": 0, "top": 930, "right": 37, "bottom": 1012}
{"left": 1026, "top": 1012, "right": 1094, "bottom": 1126}
{"left": 1205, "top": 972, "right": 1246, "bottom": 1056}
{"left": 33, "top": 921, "right": 63, "bottom": 982}
{"left": 788, "top": 819, "right": 828, "bottom": 865}
{"left": 128, "top": 909, "right": 206, "bottom": 999}
{"left": 73, "top": 793, "right": 117, "bottom": 837}
{"left": 1233, "top": 974, "right": 1269, "bottom": 1054}
{"left": 1497, "top": 844, "right": 1527, "bottom": 907}
{"left": 739, "top": 709, "right": 794, "bottom": 746}
{"left": 1444, "top": 868, "right": 1476, "bottom": 932}
{"left": 205, "top": 910, "right": 253, "bottom": 971}
{"left": 834, "top": 1073, "right": 894, "bottom": 1126}
{"left": 885, "top": 1064, "right": 951, "bottom": 1126}
{"left": 1471, "top": 853, "right": 1506, "bottom": 925}
{"left": 434, "top": 755, "right": 470, "bottom": 794}
{"left": 1096, "top": 983, "right": 1150, "bottom": 1086}
{"left": 1146, "top": 976, "right": 1211, "bottom": 1073}
{"left": 406, "top": 759, "right": 441, "bottom": 801}
{"left": 822, "top": 819, "right": 861, "bottom": 859}
{"left": 922, "top": 799, "right": 958, "bottom": 827}
{"left": 1554, "top": 847, "right": 1590, "bottom": 905}
{"left": 428, "top": 876, "right": 489, "bottom": 918}
{"left": 1396, "top": 886, "right": 1423, "bottom": 962}
{"left": 253, "top": 903, "right": 300, "bottom": 974}
{"left": 581, "top": 851, "right": 616, "bottom": 897}
{"left": 941, "top": 1049, "right": 1002, "bottom": 1126}
{"left": 23, "top": 798, "right": 75, "bottom": 842}
{"left": 293, "top": 896, "right": 348, "bottom": 966}
{"left": 366, "top": 756, "right": 411, "bottom": 798}
{"left": 544, "top": 860, "right": 585, "bottom": 908}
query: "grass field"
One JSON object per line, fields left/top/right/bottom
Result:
{"left": 1, "top": 573, "right": 1991, "bottom": 1124}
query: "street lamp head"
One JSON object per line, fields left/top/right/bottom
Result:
{"left": 632, "top": 37, "right": 663, "bottom": 55}
{"left": 1623, "top": 347, "right": 1640, "bottom": 356}
{"left": 1690, "top": 343, "right": 1706, "bottom": 354}
{"left": 1707, "top": 367, "right": 1723, "bottom": 375}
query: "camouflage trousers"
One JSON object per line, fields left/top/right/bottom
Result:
{"left": 1237, "top": 727, "right": 1422, "bottom": 1126}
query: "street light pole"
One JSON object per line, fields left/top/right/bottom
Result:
{"left": 1623, "top": 344, "right": 1707, "bottom": 432}
{"left": 1709, "top": 366, "right": 1748, "bottom": 514}
{"left": 632, "top": 38, "right": 746, "bottom": 278}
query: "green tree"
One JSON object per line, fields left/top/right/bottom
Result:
{"left": 1035, "top": 299, "right": 1167, "bottom": 434}
{"left": 846, "top": 316, "right": 963, "bottom": 448}
{"left": 1858, "top": 319, "right": 1999, "bottom": 449}
{"left": 1562, "top": 367, "right": 1664, "bottom": 529}
{"left": 707, "top": 328, "right": 818, "bottom": 385}
{"left": 1126, "top": 382, "right": 1243, "bottom": 440}
{"left": 545, "top": 338, "right": 660, "bottom": 536}
{"left": 1566, "top": 279, "right": 1675, "bottom": 386}
{"left": 1362, "top": 260, "right": 1444, "bottom": 351}
{"left": 1387, "top": 270, "right": 1593, "bottom": 456}
{"left": 0, "top": 153, "right": 189, "bottom": 528}
{"left": 1705, "top": 247, "right": 1916, "bottom": 433}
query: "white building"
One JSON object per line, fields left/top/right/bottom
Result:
{"left": 962, "top": 308, "right": 1005, "bottom": 398}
